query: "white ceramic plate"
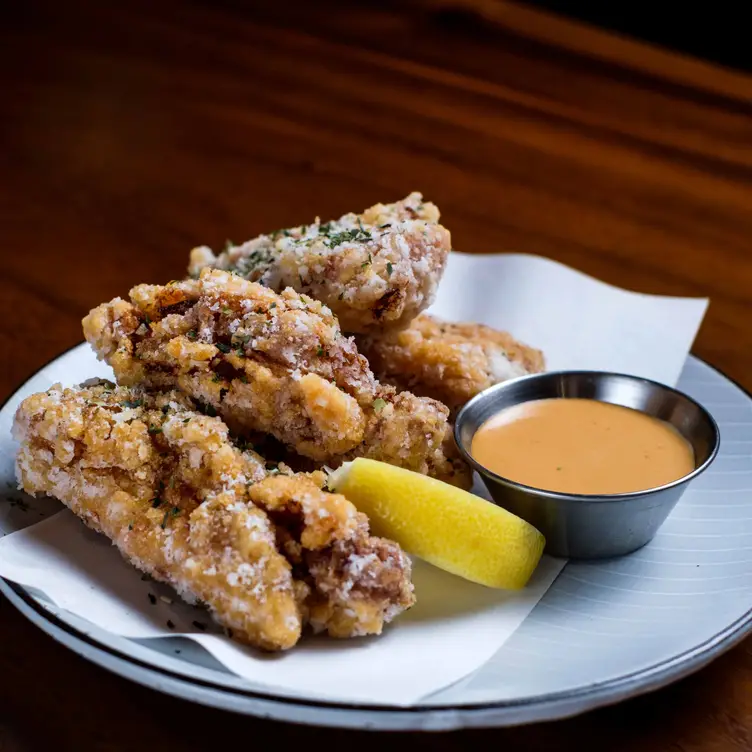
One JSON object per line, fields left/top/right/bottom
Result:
{"left": 1, "top": 346, "right": 751, "bottom": 730}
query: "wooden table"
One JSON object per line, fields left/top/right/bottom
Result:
{"left": 1, "top": 1, "right": 750, "bottom": 749}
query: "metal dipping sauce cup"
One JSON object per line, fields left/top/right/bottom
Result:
{"left": 454, "top": 371, "right": 720, "bottom": 559}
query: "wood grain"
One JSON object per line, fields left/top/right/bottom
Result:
{"left": 1, "top": 0, "right": 751, "bottom": 749}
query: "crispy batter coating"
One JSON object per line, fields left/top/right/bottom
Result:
{"left": 248, "top": 473, "right": 415, "bottom": 638}
{"left": 82, "top": 269, "right": 455, "bottom": 477}
{"left": 12, "top": 380, "right": 299, "bottom": 650}
{"left": 358, "top": 314, "right": 545, "bottom": 414}
{"left": 13, "top": 382, "right": 414, "bottom": 648}
{"left": 188, "top": 192, "right": 451, "bottom": 333}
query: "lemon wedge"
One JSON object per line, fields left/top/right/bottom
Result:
{"left": 328, "top": 458, "right": 545, "bottom": 589}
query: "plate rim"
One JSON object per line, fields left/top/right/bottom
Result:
{"left": 2, "top": 343, "right": 751, "bottom": 729}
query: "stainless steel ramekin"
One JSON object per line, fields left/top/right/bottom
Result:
{"left": 454, "top": 371, "right": 720, "bottom": 559}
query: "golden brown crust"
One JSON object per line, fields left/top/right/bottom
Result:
{"left": 358, "top": 314, "right": 545, "bottom": 414}
{"left": 13, "top": 382, "right": 415, "bottom": 650}
{"left": 82, "top": 269, "right": 456, "bottom": 478}
{"left": 249, "top": 473, "right": 415, "bottom": 638}
{"left": 188, "top": 192, "right": 451, "bottom": 333}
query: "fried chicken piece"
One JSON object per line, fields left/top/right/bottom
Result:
{"left": 13, "top": 381, "right": 415, "bottom": 647}
{"left": 13, "top": 381, "right": 301, "bottom": 651}
{"left": 357, "top": 314, "right": 545, "bottom": 414}
{"left": 188, "top": 192, "right": 451, "bottom": 333}
{"left": 249, "top": 472, "right": 415, "bottom": 638}
{"left": 82, "top": 269, "right": 455, "bottom": 478}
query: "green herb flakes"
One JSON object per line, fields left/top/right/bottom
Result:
{"left": 372, "top": 397, "right": 387, "bottom": 414}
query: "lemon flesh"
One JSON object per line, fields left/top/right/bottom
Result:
{"left": 328, "top": 458, "right": 545, "bottom": 589}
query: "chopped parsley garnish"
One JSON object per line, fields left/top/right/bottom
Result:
{"left": 160, "top": 510, "right": 170, "bottom": 529}
{"left": 192, "top": 620, "right": 207, "bottom": 631}
{"left": 6, "top": 496, "right": 30, "bottom": 512}
{"left": 361, "top": 253, "right": 373, "bottom": 269}
{"left": 239, "top": 375, "right": 248, "bottom": 384}
{"left": 379, "top": 223, "right": 391, "bottom": 229}
{"left": 148, "top": 593, "right": 157, "bottom": 605}
{"left": 269, "top": 302, "right": 276, "bottom": 309}
{"left": 183, "top": 418, "right": 190, "bottom": 424}
{"left": 316, "top": 346, "right": 325, "bottom": 357}
{"left": 372, "top": 397, "right": 387, "bottom": 414}
{"left": 148, "top": 426, "right": 163, "bottom": 435}
{"left": 121, "top": 399, "right": 143, "bottom": 409}
{"left": 319, "top": 222, "right": 332, "bottom": 234}
{"left": 212, "top": 374, "right": 222, "bottom": 383}
{"left": 386, "top": 262, "right": 393, "bottom": 276}
{"left": 222, "top": 307, "right": 232, "bottom": 315}
{"left": 216, "top": 343, "right": 232, "bottom": 354}
{"left": 323, "top": 227, "right": 371, "bottom": 248}
{"left": 172, "top": 506, "right": 180, "bottom": 516}
{"left": 161, "top": 405, "right": 170, "bottom": 415}
{"left": 186, "top": 329, "right": 197, "bottom": 341}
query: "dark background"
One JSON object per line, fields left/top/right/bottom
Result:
{"left": 529, "top": 1, "right": 750, "bottom": 71}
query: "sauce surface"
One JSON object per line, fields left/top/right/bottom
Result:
{"left": 470, "top": 398, "right": 695, "bottom": 495}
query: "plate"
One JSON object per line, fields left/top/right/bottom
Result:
{"left": 1, "top": 346, "right": 752, "bottom": 730}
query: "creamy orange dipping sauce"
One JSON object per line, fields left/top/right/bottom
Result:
{"left": 470, "top": 398, "right": 695, "bottom": 495}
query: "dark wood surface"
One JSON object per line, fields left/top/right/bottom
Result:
{"left": 1, "top": 1, "right": 751, "bottom": 749}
